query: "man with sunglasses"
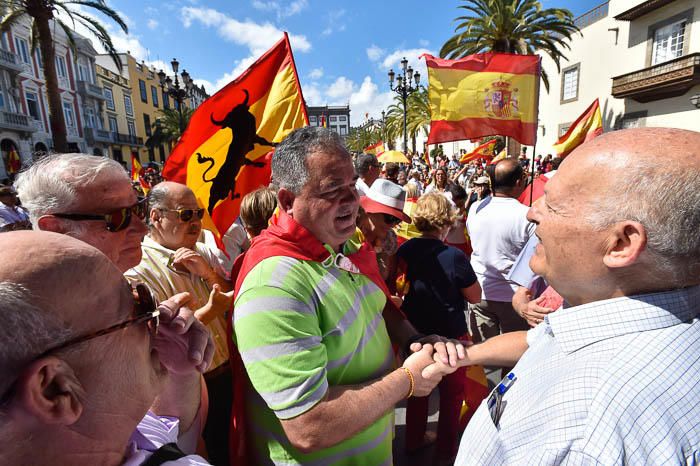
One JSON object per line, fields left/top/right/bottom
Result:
{"left": 125, "top": 181, "right": 234, "bottom": 466}
{"left": 14, "top": 153, "right": 214, "bottom": 457}
{"left": 355, "top": 153, "right": 382, "bottom": 196}
{"left": 0, "top": 231, "right": 214, "bottom": 465}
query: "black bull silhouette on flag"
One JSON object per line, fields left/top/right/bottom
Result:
{"left": 196, "top": 89, "right": 276, "bottom": 215}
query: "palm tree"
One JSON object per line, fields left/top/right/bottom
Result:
{"left": 383, "top": 87, "right": 431, "bottom": 153}
{"left": 440, "top": 0, "right": 580, "bottom": 91}
{"left": 1, "top": 0, "right": 128, "bottom": 153}
{"left": 146, "top": 107, "right": 194, "bottom": 149}
{"left": 345, "top": 124, "right": 381, "bottom": 153}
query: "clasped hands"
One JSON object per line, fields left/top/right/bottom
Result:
{"left": 400, "top": 335, "right": 471, "bottom": 397}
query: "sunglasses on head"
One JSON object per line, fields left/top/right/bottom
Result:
{"left": 159, "top": 208, "right": 205, "bottom": 222}
{"left": 52, "top": 197, "right": 148, "bottom": 232}
{"left": 382, "top": 213, "right": 402, "bottom": 226}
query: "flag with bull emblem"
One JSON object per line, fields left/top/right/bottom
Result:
{"left": 163, "top": 33, "right": 308, "bottom": 243}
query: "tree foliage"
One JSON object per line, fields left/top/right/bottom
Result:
{"left": 439, "top": 0, "right": 580, "bottom": 91}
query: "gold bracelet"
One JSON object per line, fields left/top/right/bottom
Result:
{"left": 401, "top": 367, "right": 415, "bottom": 399}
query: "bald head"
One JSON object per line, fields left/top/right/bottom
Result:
{"left": 148, "top": 181, "right": 203, "bottom": 250}
{"left": 493, "top": 158, "right": 525, "bottom": 196}
{"left": 561, "top": 127, "right": 700, "bottom": 285}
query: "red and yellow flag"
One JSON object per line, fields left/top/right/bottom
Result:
{"left": 489, "top": 148, "right": 507, "bottom": 165}
{"left": 6, "top": 148, "right": 21, "bottom": 174}
{"left": 460, "top": 139, "right": 497, "bottom": 164}
{"left": 130, "top": 153, "right": 150, "bottom": 194}
{"left": 423, "top": 53, "right": 540, "bottom": 146}
{"left": 364, "top": 141, "right": 385, "bottom": 156}
{"left": 553, "top": 98, "right": 603, "bottom": 158}
{"left": 163, "top": 33, "right": 307, "bottom": 242}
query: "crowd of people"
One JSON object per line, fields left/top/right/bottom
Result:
{"left": 0, "top": 126, "right": 698, "bottom": 466}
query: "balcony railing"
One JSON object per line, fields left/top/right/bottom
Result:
{"left": 77, "top": 80, "right": 105, "bottom": 100}
{"left": 0, "top": 111, "right": 36, "bottom": 132}
{"left": 612, "top": 53, "right": 700, "bottom": 103}
{"left": 574, "top": 2, "right": 609, "bottom": 29}
{"left": 67, "top": 125, "right": 79, "bottom": 138}
{"left": 84, "top": 127, "right": 113, "bottom": 144}
{"left": 113, "top": 132, "right": 143, "bottom": 146}
{"left": 0, "top": 49, "right": 24, "bottom": 73}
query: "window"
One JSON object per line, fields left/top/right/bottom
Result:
{"left": 339, "top": 126, "right": 347, "bottom": 135}
{"left": 143, "top": 114, "right": 152, "bottom": 136}
{"left": 55, "top": 55, "right": 67, "bottom": 79}
{"left": 104, "top": 88, "right": 115, "bottom": 110}
{"left": 330, "top": 125, "right": 338, "bottom": 132}
{"left": 162, "top": 90, "right": 170, "bottom": 109}
{"left": 124, "top": 94, "right": 133, "bottom": 116}
{"left": 330, "top": 116, "right": 337, "bottom": 122}
{"left": 25, "top": 92, "right": 40, "bottom": 120}
{"left": 78, "top": 60, "right": 90, "bottom": 82}
{"left": 558, "top": 123, "right": 571, "bottom": 137}
{"left": 561, "top": 64, "right": 579, "bottom": 102}
{"left": 309, "top": 116, "right": 317, "bottom": 122}
{"left": 652, "top": 20, "right": 686, "bottom": 65}
{"left": 151, "top": 86, "right": 159, "bottom": 107}
{"left": 108, "top": 116, "right": 118, "bottom": 133}
{"left": 339, "top": 116, "right": 347, "bottom": 121}
{"left": 14, "top": 37, "right": 29, "bottom": 64}
{"left": 85, "top": 107, "right": 96, "bottom": 128}
{"left": 0, "top": 92, "right": 4, "bottom": 109}
{"left": 127, "top": 120, "right": 136, "bottom": 137}
{"left": 139, "top": 79, "right": 147, "bottom": 103}
{"left": 63, "top": 101, "right": 75, "bottom": 127}
{"left": 35, "top": 49, "right": 43, "bottom": 69}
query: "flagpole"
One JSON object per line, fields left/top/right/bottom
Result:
{"left": 529, "top": 57, "right": 543, "bottom": 207}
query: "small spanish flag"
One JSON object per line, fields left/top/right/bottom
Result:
{"left": 553, "top": 98, "right": 603, "bottom": 158}
{"left": 130, "top": 153, "right": 150, "bottom": 194}
{"left": 460, "top": 139, "right": 497, "bottom": 164}
{"left": 423, "top": 53, "right": 540, "bottom": 146}
{"left": 162, "top": 33, "right": 307, "bottom": 243}
{"left": 489, "top": 148, "right": 507, "bottom": 165}
{"left": 6, "top": 148, "right": 21, "bottom": 174}
{"left": 364, "top": 141, "right": 385, "bottom": 156}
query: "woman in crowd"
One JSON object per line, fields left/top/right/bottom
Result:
{"left": 424, "top": 167, "right": 452, "bottom": 197}
{"left": 445, "top": 184, "right": 471, "bottom": 257}
{"left": 397, "top": 193, "right": 481, "bottom": 465}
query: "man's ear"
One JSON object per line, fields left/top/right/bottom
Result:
{"left": 277, "top": 189, "right": 296, "bottom": 215}
{"left": 12, "top": 357, "right": 84, "bottom": 426}
{"left": 149, "top": 208, "right": 160, "bottom": 225}
{"left": 37, "top": 215, "right": 68, "bottom": 233}
{"left": 602, "top": 221, "right": 647, "bottom": 269}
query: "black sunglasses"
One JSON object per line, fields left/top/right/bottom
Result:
{"left": 383, "top": 213, "right": 402, "bottom": 226}
{"left": 159, "top": 208, "right": 205, "bottom": 222}
{"left": 52, "top": 197, "right": 148, "bottom": 232}
{"left": 0, "top": 283, "right": 159, "bottom": 404}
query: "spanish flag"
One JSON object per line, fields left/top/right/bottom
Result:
{"left": 6, "top": 148, "right": 21, "bottom": 174}
{"left": 553, "top": 99, "right": 603, "bottom": 158}
{"left": 162, "top": 33, "right": 307, "bottom": 242}
{"left": 130, "top": 153, "right": 150, "bottom": 194}
{"left": 460, "top": 139, "right": 497, "bottom": 164}
{"left": 489, "top": 148, "right": 507, "bottom": 165}
{"left": 423, "top": 53, "right": 540, "bottom": 146}
{"left": 364, "top": 141, "right": 385, "bottom": 156}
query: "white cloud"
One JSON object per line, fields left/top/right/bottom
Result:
{"left": 308, "top": 67, "right": 323, "bottom": 80}
{"left": 252, "top": 0, "right": 308, "bottom": 19}
{"left": 321, "top": 9, "right": 346, "bottom": 36}
{"left": 326, "top": 76, "right": 354, "bottom": 100}
{"left": 419, "top": 39, "right": 430, "bottom": 47}
{"left": 366, "top": 44, "right": 384, "bottom": 62}
{"left": 348, "top": 77, "right": 394, "bottom": 126}
{"left": 382, "top": 47, "right": 433, "bottom": 86}
{"left": 147, "top": 19, "right": 159, "bottom": 30}
{"left": 302, "top": 82, "right": 323, "bottom": 106}
{"left": 181, "top": 6, "right": 311, "bottom": 56}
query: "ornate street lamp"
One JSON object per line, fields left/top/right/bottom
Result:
{"left": 388, "top": 57, "right": 420, "bottom": 154}
{"left": 158, "top": 58, "right": 196, "bottom": 133}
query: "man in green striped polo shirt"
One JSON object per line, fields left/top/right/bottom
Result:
{"left": 233, "top": 127, "right": 464, "bottom": 465}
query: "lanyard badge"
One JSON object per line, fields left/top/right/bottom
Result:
{"left": 487, "top": 372, "right": 516, "bottom": 427}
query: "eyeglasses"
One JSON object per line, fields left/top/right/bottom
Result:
{"left": 0, "top": 283, "right": 159, "bottom": 404}
{"left": 382, "top": 213, "right": 402, "bottom": 226}
{"left": 159, "top": 208, "right": 205, "bottom": 222}
{"left": 52, "top": 197, "right": 148, "bottom": 232}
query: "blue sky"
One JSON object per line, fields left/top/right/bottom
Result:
{"left": 84, "top": 0, "right": 604, "bottom": 125}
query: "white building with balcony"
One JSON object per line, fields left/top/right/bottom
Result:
{"left": 537, "top": 0, "right": 700, "bottom": 154}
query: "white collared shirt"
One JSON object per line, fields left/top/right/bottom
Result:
{"left": 456, "top": 286, "right": 700, "bottom": 465}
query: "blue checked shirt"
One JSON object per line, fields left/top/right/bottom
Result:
{"left": 456, "top": 286, "right": 700, "bottom": 465}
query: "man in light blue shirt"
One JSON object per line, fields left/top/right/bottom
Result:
{"left": 455, "top": 127, "right": 700, "bottom": 465}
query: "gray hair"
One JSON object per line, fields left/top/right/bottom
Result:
{"left": 583, "top": 155, "right": 700, "bottom": 285}
{"left": 0, "top": 283, "right": 72, "bottom": 408}
{"left": 14, "top": 153, "right": 129, "bottom": 228}
{"left": 272, "top": 127, "right": 349, "bottom": 194}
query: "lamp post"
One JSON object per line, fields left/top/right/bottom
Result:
{"left": 158, "top": 58, "right": 195, "bottom": 133}
{"left": 388, "top": 57, "right": 420, "bottom": 154}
